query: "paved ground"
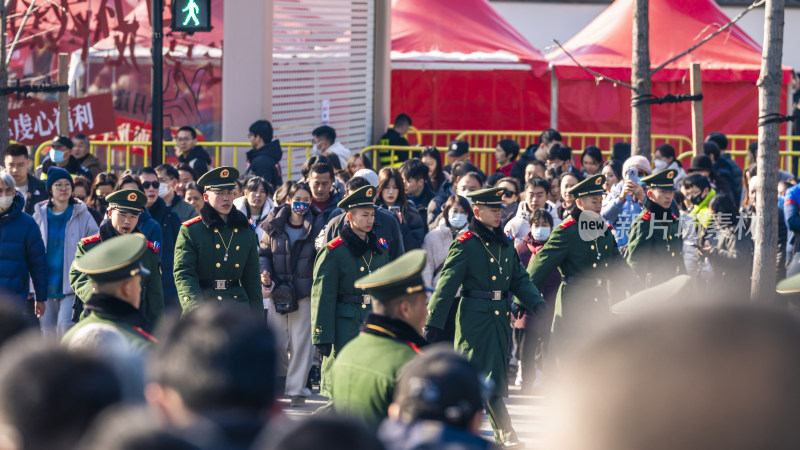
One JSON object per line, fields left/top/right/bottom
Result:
{"left": 276, "top": 385, "right": 548, "bottom": 448}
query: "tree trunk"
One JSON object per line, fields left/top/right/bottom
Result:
{"left": 0, "top": 5, "right": 9, "bottom": 150}
{"left": 631, "top": 0, "right": 651, "bottom": 158}
{"left": 752, "top": 0, "right": 784, "bottom": 304}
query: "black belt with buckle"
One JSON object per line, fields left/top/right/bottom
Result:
{"left": 200, "top": 279, "right": 243, "bottom": 290}
{"left": 340, "top": 294, "right": 372, "bottom": 305}
{"left": 460, "top": 289, "right": 508, "bottom": 301}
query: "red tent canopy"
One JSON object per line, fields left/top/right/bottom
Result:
{"left": 546, "top": 0, "right": 790, "bottom": 137}
{"left": 390, "top": 0, "right": 551, "bottom": 134}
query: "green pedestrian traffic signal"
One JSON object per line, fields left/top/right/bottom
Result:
{"left": 171, "top": 0, "right": 212, "bottom": 33}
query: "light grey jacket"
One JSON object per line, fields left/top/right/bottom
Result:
{"left": 32, "top": 199, "right": 99, "bottom": 296}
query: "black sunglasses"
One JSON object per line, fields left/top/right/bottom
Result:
{"left": 142, "top": 181, "right": 160, "bottom": 189}
{"left": 503, "top": 191, "right": 517, "bottom": 198}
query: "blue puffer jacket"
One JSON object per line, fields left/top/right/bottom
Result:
{"left": 147, "top": 197, "right": 180, "bottom": 302}
{"left": 0, "top": 192, "right": 47, "bottom": 305}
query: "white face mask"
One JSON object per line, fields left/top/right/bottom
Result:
{"left": 0, "top": 195, "right": 13, "bottom": 212}
{"left": 653, "top": 159, "right": 668, "bottom": 172}
{"left": 448, "top": 212, "right": 468, "bottom": 229}
{"left": 531, "top": 226, "right": 551, "bottom": 242}
{"left": 158, "top": 183, "right": 169, "bottom": 198}
{"left": 458, "top": 192, "right": 473, "bottom": 206}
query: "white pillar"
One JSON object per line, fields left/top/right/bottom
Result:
{"left": 372, "top": 0, "right": 391, "bottom": 143}
{"left": 222, "top": 0, "right": 274, "bottom": 170}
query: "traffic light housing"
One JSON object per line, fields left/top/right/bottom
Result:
{"left": 171, "top": 0, "right": 212, "bottom": 33}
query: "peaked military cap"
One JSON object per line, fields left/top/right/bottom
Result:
{"left": 74, "top": 233, "right": 151, "bottom": 282}
{"left": 106, "top": 189, "right": 146, "bottom": 214}
{"left": 611, "top": 275, "right": 692, "bottom": 315}
{"left": 568, "top": 173, "right": 606, "bottom": 198}
{"left": 198, "top": 166, "right": 239, "bottom": 191}
{"left": 466, "top": 187, "right": 506, "bottom": 209}
{"left": 338, "top": 185, "right": 378, "bottom": 211}
{"left": 642, "top": 168, "right": 678, "bottom": 191}
{"left": 777, "top": 273, "right": 800, "bottom": 295}
{"left": 354, "top": 249, "right": 432, "bottom": 302}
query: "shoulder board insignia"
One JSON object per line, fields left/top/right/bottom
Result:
{"left": 249, "top": 218, "right": 257, "bottom": 229}
{"left": 506, "top": 230, "right": 514, "bottom": 241}
{"left": 672, "top": 214, "right": 679, "bottom": 220}
{"left": 457, "top": 231, "right": 474, "bottom": 242}
{"left": 327, "top": 236, "right": 344, "bottom": 250}
{"left": 132, "top": 326, "right": 158, "bottom": 343}
{"left": 182, "top": 216, "right": 203, "bottom": 226}
{"left": 607, "top": 223, "right": 614, "bottom": 230}
{"left": 81, "top": 234, "right": 101, "bottom": 245}
{"left": 642, "top": 211, "right": 652, "bottom": 220}
{"left": 379, "top": 237, "right": 389, "bottom": 249}
{"left": 147, "top": 240, "right": 161, "bottom": 254}
{"left": 559, "top": 218, "right": 576, "bottom": 229}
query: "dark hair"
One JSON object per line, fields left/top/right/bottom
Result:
{"left": 346, "top": 176, "right": 370, "bottom": 194}
{"left": 274, "top": 181, "right": 293, "bottom": 205}
{"left": 548, "top": 144, "right": 572, "bottom": 162}
{"left": 4, "top": 143, "right": 28, "bottom": 158}
{"left": 312, "top": 125, "right": 336, "bottom": 144}
{"left": 451, "top": 161, "right": 485, "bottom": 185}
{"left": 612, "top": 142, "right": 631, "bottom": 162}
{"left": 309, "top": 162, "right": 334, "bottom": 181}
{"left": 243, "top": 175, "right": 273, "bottom": 197}
{"left": 394, "top": 113, "right": 412, "bottom": 128}
{"left": 443, "top": 194, "right": 474, "bottom": 228}
{"left": 674, "top": 190, "right": 686, "bottom": 211}
{"left": 655, "top": 144, "right": 676, "bottom": 161}
{"left": 79, "top": 407, "right": 201, "bottom": 450}
{"left": 302, "top": 155, "right": 330, "bottom": 179}
{"left": 458, "top": 171, "right": 483, "bottom": 190}
{"left": 176, "top": 164, "right": 197, "bottom": 182}
{"left": 748, "top": 142, "right": 759, "bottom": 162}
{"left": 601, "top": 159, "right": 623, "bottom": 181}
{"left": 288, "top": 181, "right": 312, "bottom": 200}
{"left": 267, "top": 416, "right": 386, "bottom": 450}
{"left": 377, "top": 168, "right": 407, "bottom": 207}
{"left": 149, "top": 303, "right": 276, "bottom": 414}
{"left": 176, "top": 126, "right": 197, "bottom": 139}
{"left": 421, "top": 146, "right": 446, "bottom": 190}
{"left": 526, "top": 176, "right": 551, "bottom": 194}
{"left": 581, "top": 146, "right": 603, "bottom": 166}
{"left": 0, "top": 301, "right": 32, "bottom": 349}
{"left": 346, "top": 153, "right": 367, "bottom": 175}
{"left": 539, "top": 128, "right": 562, "bottom": 146}
{"left": 709, "top": 194, "right": 738, "bottom": 226}
{"left": 0, "top": 344, "right": 122, "bottom": 450}
{"left": 682, "top": 173, "right": 711, "bottom": 191}
{"left": 248, "top": 120, "right": 273, "bottom": 143}
{"left": 72, "top": 134, "right": 90, "bottom": 145}
{"left": 234, "top": 178, "right": 244, "bottom": 192}
{"left": 155, "top": 164, "right": 179, "bottom": 180}
{"left": 87, "top": 172, "right": 117, "bottom": 208}
{"left": 321, "top": 152, "right": 342, "bottom": 171}
{"left": 184, "top": 181, "right": 202, "bottom": 195}
{"left": 530, "top": 208, "right": 554, "bottom": 228}
{"left": 138, "top": 166, "right": 158, "bottom": 178}
{"left": 495, "top": 176, "right": 521, "bottom": 195}
{"left": 115, "top": 173, "right": 143, "bottom": 191}
{"left": 497, "top": 139, "right": 520, "bottom": 161}
{"left": 703, "top": 141, "right": 721, "bottom": 161}
{"left": 544, "top": 167, "right": 560, "bottom": 182}
{"left": 559, "top": 170, "right": 579, "bottom": 186}
{"left": 707, "top": 132, "right": 728, "bottom": 151}
{"left": 72, "top": 175, "right": 92, "bottom": 196}
{"left": 399, "top": 158, "right": 430, "bottom": 182}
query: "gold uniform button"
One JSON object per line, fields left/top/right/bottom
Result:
{"left": 216, "top": 244, "right": 220, "bottom": 249}
{"left": 605, "top": 245, "right": 608, "bottom": 249}
{"left": 671, "top": 252, "right": 676, "bottom": 257}
{"left": 214, "top": 228, "right": 219, "bottom": 233}
{"left": 490, "top": 258, "right": 494, "bottom": 263}
{"left": 234, "top": 228, "right": 238, "bottom": 232}
{"left": 604, "top": 263, "right": 608, "bottom": 268}
{"left": 590, "top": 245, "right": 595, "bottom": 250}
{"left": 492, "top": 276, "right": 496, "bottom": 280}
{"left": 360, "top": 267, "right": 365, "bottom": 272}
{"left": 236, "top": 246, "right": 240, "bottom": 250}
{"left": 593, "top": 263, "right": 597, "bottom": 268}
{"left": 234, "top": 295, "right": 237, "bottom": 299}
{"left": 183, "top": 296, "right": 189, "bottom": 301}
{"left": 494, "top": 310, "right": 499, "bottom": 316}
{"left": 505, "top": 258, "right": 508, "bottom": 262}
{"left": 506, "top": 277, "right": 509, "bottom": 281}
{"left": 235, "top": 264, "right": 240, "bottom": 268}
{"left": 362, "top": 304, "right": 367, "bottom": 309}
{"left": 506, "top": 311, "right": 510, "bottom": 317}
{"left": 216, "top": 263, "right": 221, "bottom": 268}
{"left": 594, "top": 298, "right": 598, "bottom": 303}
{"left": 217, "top": 296, "right": 222, "bottom": 300}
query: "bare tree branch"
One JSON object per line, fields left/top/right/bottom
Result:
{"left": 6, "top": 0, "right": 36, "bottom": 68}
{"left": 552, "top": 39, "right": 637, "bottom": 91}
{"left": 650, "top": 0, "right": 766, "bottom": 75}
{"left": 7, "top": 25, "right": 59, "bottom": 48}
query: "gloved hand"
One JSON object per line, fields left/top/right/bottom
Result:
{"left": 315, "top": 343, "right": 332, "bottom": 357}
{"left": 511, "top": 302, "right": 527, "bottom": 320}
{"left": 424, "top": 326, "right": 446, "bottom": 344}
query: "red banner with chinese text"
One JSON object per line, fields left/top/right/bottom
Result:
{"left": 8, "top": 94, "right": 116, "bottom": 145}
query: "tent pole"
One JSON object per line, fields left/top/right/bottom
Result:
{"left": 690, "top": 63, "right": 703, "bottom": 157}
{"left": 550, "top": 63, "right": 558, "bottom": 130}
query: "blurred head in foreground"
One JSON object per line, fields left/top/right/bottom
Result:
{"left": 548, "top": 304, "right": 800, "bottom": 450}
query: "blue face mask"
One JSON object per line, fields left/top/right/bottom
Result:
{"left": 292, "top": 201, "right": 310, "bottom": 215}
{"left": 50, "top": 149, "right": 65, "bottom": 164}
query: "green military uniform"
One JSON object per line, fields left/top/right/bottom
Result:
{"left": 330, "top": 249, "right": 430, "bottom": 429}
{"left": 63, "top": 234, "right": 158, "bottom": 351}
{"left": 311, "top": 185, "right": 392, "bottom": 398}
{"left": 173, "top": 167, "right": 262, "bottom": 315}
{"left": 70, "top": 189, "right": 164, "bottom": 331}
{"left": 426, "top": 187, "right": 544, "bottom": 448}
{"left": 527, "top": 174, "right": 623, "bottom": 364}
{"left": 626, "top": 169, "right": 685, "bottom": 287}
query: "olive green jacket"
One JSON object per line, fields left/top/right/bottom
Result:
{"left": 427, "top": 222, "right": 544, "bottom": 397}
{"left": 626, "top": 207, "right": 685, "bottom": 287}
{"left": 61, "top": 293, "right": 156, "bottom": 352}
{"left": 173, "top": 205, "right": 262, "bottom": 315}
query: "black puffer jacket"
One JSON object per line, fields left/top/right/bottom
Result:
{"left": 258, "top": 203, "right": 325, "bottom": 300}
{"left": 245, "top": 140, "right": 283, "bottom": 190}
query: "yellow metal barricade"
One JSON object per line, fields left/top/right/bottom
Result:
{"left": 361, "top": 145, "right": 497, "bottom": 174}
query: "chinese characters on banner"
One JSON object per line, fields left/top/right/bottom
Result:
{"left": 8, "top": 94, "right": 116, "bottom": 145}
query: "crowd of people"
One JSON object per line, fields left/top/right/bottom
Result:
{"left": 0, "top": 112, "right": 798, "bottom": 449}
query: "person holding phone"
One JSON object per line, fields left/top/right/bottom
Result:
{"left": 376, "top": 168, "right": 425, "bottom": 250}
{"left": 601, "top": 155, "right": 651, "bottom": 247}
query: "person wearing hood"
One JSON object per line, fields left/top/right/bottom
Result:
{"left": 505, "top": 177, "right": 561, "bottom": 246}
{"left": 175, "top": 126, "right": 212, "bottom": 176}
{"left": 601, "top": 155, "right": 650, "bottom": 246}
{"left": 312, "top": 125, "right": 352, "bottom": 170}
{"left": 4, "top": 144, "right": 47, "bottom": 215}
{"left": 35, "top": 136, "right": 92, "bottom": 180}
{"left": 0, "top": 168, "right": 47, "bottom": 323}
{"left": 139, "top": 167, "right": 182, "bottom": 312}
{"left": 32, "top": 167, "right": 98, "bottom": 340}
{"left": 378, "top": 345, "right": 496, "bottom": 450}
{"left": 70, "top": 189, "right": 164, "bottom": 331}
{"left": 425, "top": 187, "right": 545, "bottom": 449}
{"left": 245, "top": 120, "right": 283, "bottom": 190}
{"left": 311, "top": 185, "right": 392, "bottom": 400}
